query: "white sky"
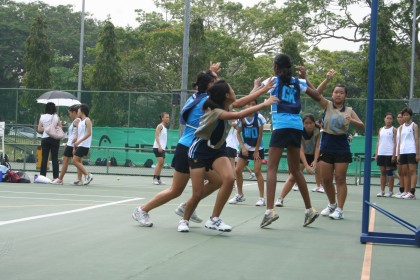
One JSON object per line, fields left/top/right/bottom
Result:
{"left": 15, "top": 0, "right": 367, "bottom": 51}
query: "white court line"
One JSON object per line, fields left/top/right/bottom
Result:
{"left": 0, "top": 190, "right": 133, "bottom": 199}
{"left": 0, "top": 195, "right": 112, "bottom": 203}
{"left": 0, "top": 197, "right": 143, "bottom": 226}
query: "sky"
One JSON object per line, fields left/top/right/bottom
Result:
{"left": 15, "top": 0, "right": 366, "bottom": 51}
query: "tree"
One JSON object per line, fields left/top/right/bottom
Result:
{"left": 20, "top": 15, "right": 53, "bottom": 124}
{"left": 88, "top": 20, "right": 124, "bottom": 127}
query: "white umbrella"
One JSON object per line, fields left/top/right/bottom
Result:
{"left": 37, "top": 91, "right": 81, "bottom": 107}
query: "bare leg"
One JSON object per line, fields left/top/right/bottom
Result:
{"left": 141, "top": 171, "right": 190, "bottom": 212}
{"left": 58, "top": 156, "right": 70, "bottom": 180}
{"left": 234, "top": 158, "right": 247, "bottom": 196}
{"left": 334, "top": 162, "right": 349, "bottom": 209}
{"left": 318, "top": 161, "right": 336, "bottom": 205}
{"left": 287, "top": 146, "right": 312, "bottom": 209}
{"left": 266, "top": 147, "right": 284, "bottom": 209}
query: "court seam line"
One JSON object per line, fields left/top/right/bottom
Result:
{"left": 0, "top": 197, "right": 143, "bottom": 226}
{"left": 361, "top": 208, "right": 376, "bottom": 280}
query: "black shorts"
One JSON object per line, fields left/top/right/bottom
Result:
{"left": 377, "top": 155, "right": 394, "bottom": 168}
{"left": 399, "top": 153, "right": 418, "bottom": 165}
{"left": 74, "top": 147, "right": 89, "bottom": 158}
{"left": 270, "top": 129, "right": 302, "bottom": 148}
{"left": 171, "top": 144, "right": 190, "bottom": 174}
{"left": 188, "top": 154, "right": 227, "bottom": 172}
{"left": 318, "top": 151, "right": 352, "bottom": 164}
{"left": 153, "top": 148, "right": 166, "bottom": 158}
{"left": 63, "top": 146, "right": 74, "bottom": 157}
{"left": 226, "top": 147, "right": 238, "bottom": 159}
{"left": 238, "top": 149, "right": 265, "bottom": 161}
{"left": 301, "top": 154, "right": 314, "bottom": 165}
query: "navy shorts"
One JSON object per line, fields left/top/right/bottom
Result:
{"left": 270, "top": 128, "right": 302, "bottom": 148}
{"left": 171, "top": 144, "right": 190, "bottom": 174}
{"left": 226, "top": 147, "right": 238, "bottom": 159}
{"left": 74, "top": 146, "right": 89, "bottom": 158}
{"left": 238, "top": 149, "right": 265, "bottom": 161}
{"left": 377, "top": 155, "right": 394, "bottom": 168}
{"left": 301, "top": 154, "right": 315, "bottom": 165}
{"left": 318, "top": 151, "right": 352, "bottom": 164}
{"left": 188, "top": 154, "right": 227, "bottom": 171}
{"left": 153, "top": 148, "right": 166, "bottom": 158}
{"left": 63, "top": 146, "right": 74, "bottom": 157}
{"left": 399, "top": 153, "right": 418, "bottom": 165}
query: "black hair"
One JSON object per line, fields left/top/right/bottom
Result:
{"left": 332, "top": 84, "right": 348, "bottom": 95}
{"left": 203, "top": 80, "right": 230, "bottom": 110}
{"left": 192, "top": 70, "right": 217, "bottom": 93}
{"left": 384, "top": 112, "right": 394, "bottom": 118}
{"left": 68, "top": 104, "right": 80, "bottom": 112}
{"left": 160, "top": 112, "right": 169, "bottom": 120}
{"left": 401, "top": 107, "right": 413, "bottom": 116}
{"left": 302, "top": 113, "right": 315, "bottom": 123}
{"left": 79, "top": 103, "right": 90, "bottom": 117}
{"left": 45, "top": 102, "right": 57, "bottom": 114}
{"left": 274, "top": 53, "right": 293, "bottom": 85}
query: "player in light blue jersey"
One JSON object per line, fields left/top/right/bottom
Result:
{"left": 261, "top": 53, "right": 322, "bottom": 229}
{"left": 132, "top": 63, "right": 223, "bottom": 227}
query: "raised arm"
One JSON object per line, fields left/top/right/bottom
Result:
{"left": 232, "top": 78, "right": 274, "bottom": 108}
{"left": 221, "top": 95, "right": 279, "bottom": 120}
{"left": 295, "top": 66, "right": 322, "bottom": 104}
{"left": 316, "top": 69, "right": 337, "bottom": 109}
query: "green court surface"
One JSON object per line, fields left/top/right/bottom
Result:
{"left": 0, "top": 174, "right": 419, "bottom": 280}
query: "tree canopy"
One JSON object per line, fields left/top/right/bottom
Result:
{"left": 0, "top": 0, "right": 418, "bottom": 131}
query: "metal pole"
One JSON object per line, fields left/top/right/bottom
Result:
{"left": 361, "top": 0, "right": 379, "bottom": 239}
{"left": 409, "top": 0, "right": 417, "bottom": 100}
{"left": 77, "top": 0, "right": 85, "bottom": 101}
{"left": 179, "top": 0, "right": 191, "bottom": 137}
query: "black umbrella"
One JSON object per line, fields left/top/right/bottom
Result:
{"left": 37, "top": 91, "right": 81, "bottom": 107}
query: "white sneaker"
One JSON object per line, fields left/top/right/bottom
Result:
{"left": 274, "top": 197, "right": 284, "bottom": 207}
{"left": 320, "top": 203, "right": 337, "bottom": 216}
{"left": 317, "top": 186, "right": 325, "bottom": 193}
{"left": 158, "top": 179, "right": 165, "bottom": 185}
{"left": 248, "top": 173, "right": 256, "bottom": 180}
{"left": 132, "top": 207, "right": 153, "bottom": 227}
{"left": 205, "top": 217, "right": 232, "bottom": 232}
{"left": 384, "top": 192, "right": 393, "bottom": 198}
{"left": 392, "top": 192, "right": 402, "bottom": 198}
{"left": 83, "top": 173, "right": 93, "bottom": 185}
{"left": 153, "top": 178, "right": 160, "bottom": 185}
{"left": 72, "top": 180, "right": 83, "bottom": 186}
{"left": 51, "top": 178, "right": 63, "bottom": 185}
{"left": 174, "top": 203, "right": 203, "bottom": 223}
{"left": 228, "top": 194, "right": 246, "bottom": 204}
{"left": 177, "top": 219, "right": 189, "bottom": 232}
{"left": 255, "top": 197, "right": 265, "bottom": 206}
{"left": 311, "top": 186, "right": 319, "bottom": 192}
{"left": 402, "top": 192, "right": 416, "bottom": 200}
{"left": 292, "top": 184, "right": 299, "bottom": 191}
{"left": 303, "top": 208, "right": 319, "bottom": 226}
{"left": 395, "top": 192, "right": 407, "bottom": 199}
{"left": 376, "top": 191, "right": 385, "bottom": 197}
{"left": 329, "top": 209, "right": 343, "bottom": 220}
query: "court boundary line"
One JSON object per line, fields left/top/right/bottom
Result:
{"left": 361, "top": 208, "right": 376, "bottom": 280}
{"left": 0, "top": 197, "right": 143, "bottom": 226}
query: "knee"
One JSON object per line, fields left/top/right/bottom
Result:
{"left": 335, "top": 175, "right": 346, "bottom": 185}
{"left": 224, "top": 174, "right": 235, "bottom": 187}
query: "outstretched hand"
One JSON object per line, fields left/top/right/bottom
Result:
{"left": 326, "top": 69, "right": 336, "bottom": 81}
{"left": 263, "top": 95, "right": 279, "bottom": 106}
{"left": 209, "top": 62, "right": 222, "bottom": 75}
{"left": 296, "top": 66, "right": 307, "bottom": 79}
